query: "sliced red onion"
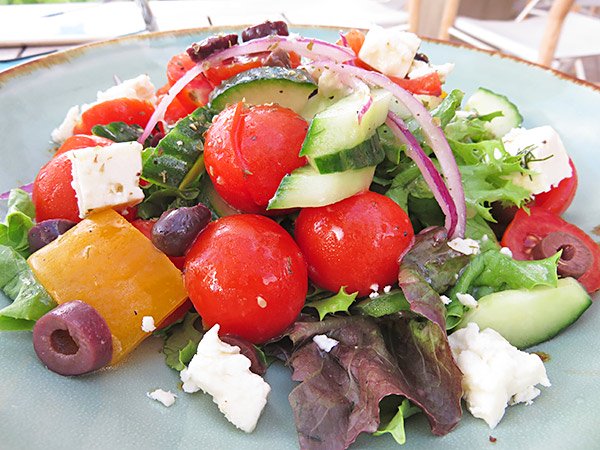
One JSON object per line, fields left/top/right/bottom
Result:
{"left": 138, "top": 63, "right": 205, "bottom": 144}
{"left": 339, "top": 32, "right": 349, "bottom": 48}
{"left": 309, "top": 61, "right": 466, "bottom": 238}
{"left": 1, "top": 182, "right": 34, "bottom": 201}
{"left": 358, "top": 95, "right": 373, "bottom": 124}
{"left": 386, "top": 112, "right": 458, "bottom": 236}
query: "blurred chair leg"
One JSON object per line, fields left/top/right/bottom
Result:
{"left": 136, "top": 0, "right": 158, "bottom": 32}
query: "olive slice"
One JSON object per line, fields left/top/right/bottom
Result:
{"left": 32, "top": 301, "right": 113, "bottom": 376}
{"left": 532, "top": 231, "right": 593, "bottom": 279}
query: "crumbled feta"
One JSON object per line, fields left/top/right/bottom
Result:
{"left": 502, "top": 126, "right": 572, "bottom": 195}
{"left": 358, "top": 27, "right": 421, "bottom": 79}
{"left": 500, "top": 247, "right": 513, "bottom": 257}
{"left": 449, "top": 323, "right": 550, "bottom": 428}
{"left": 383, "top": 285, "right": 392, "bottom": 293}
{"left": 369, "top": 291, "right": 380, "bottom": 299}
{"left": 315, "top": 69, "right": 352, "bottom": 100}
{"left": 96, "top": 74, "right": 157, "bottom": 105}
{"left": 440, "top": 294, "right": 452, "bottom": 305}
{"left": 370, "top": 283, "right": 379, "bottom": 292}
{"left": 456, "top": 292, "right": 478, "bottom": 308}
{"left": 180, "top": 324, "right": 271, "bottom": 433}
{"left": 147, "top": 389, "right": 176, "bottom": 407}
{"left": 51, "top": 105, "right": 81, "bottom": 143}
{"left": 141, "top": 316, "right": 156, "bottom": 333}
{"left": 448, "top": 237, "right": 480, "bottom": 255}
{"left": 482, "top": 234, "right": 489, "bottom": 242}
{"left": 313, "top": 334, "right": 339, "bottom": 352}
{"left": 67, "top": 142, "right": 144, "bottom": 218}
{"left": 407, "top": 60, "right": 454, "bottom": 82}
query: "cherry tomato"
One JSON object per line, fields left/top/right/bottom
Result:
{"left": 185, "top": 215, "right": 308, "bottom": 343}
{"left": 530, "top": 159, "right": 578, "bottom": 215}
{"left": 157, "top": 83, "right": 195, "bottom": 123}
{"left": 294, "top": 191, "right": 414, "bottom": 297}
{"left": 389, "top": 72, "right": 442, "bottom": 96}
{"left": 155, "top": 299, "right": 193, "bottom": 330}
{"left": 204, "top": 55, "right": 264, "bottom": 86}
{"left": 167, "top": 52, "right": 214, "bottom": 111}
{"left": 203, "top": 103, "right": 307, "bottom": 213}
{"left": 130, "top": 219, "right": 186, "bottom": 269}
{"left": 72, "top": 98, "right": 155, "bottom": 135}
{"left": 501, "top": 207, "right": 600, "bottom": 293}
{"left": 54, "top": 134, "right": 114, "bottom": 157}
{"left": 33, "top": 153, "right": 80, "bottom": 223}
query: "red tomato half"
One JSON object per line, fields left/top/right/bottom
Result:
{"left": 501, "top": 208, "right": 600, "bottom": 293}
{"left": 33, "top": 154, "right": 80, "bottom": 223}
{"left": 294, "top": 191, "right": 414, "bottom": 297}
{"left": 531, "top": 159, "right": 578, "bottom": 215}
{"left": 167, "top": 52, "right": 214, "bottom": 111}
{"left": 185, "top": 215, "right": 308, "bottom": 343}
{"left": 73, "top": 98, "right": 155, "bottom": 135}
{"left": 203, "top": 103, "right": 307, "bottom": 213}
{"left": 54, "top": 134, "right": 114, "bottom": 157}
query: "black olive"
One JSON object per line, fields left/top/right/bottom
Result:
{"left": 187, "top": 34, "right": 239, "bottom": 62}
{"left": 531, "top": 231, "right": 593, "bottom": 278}
{"left": 241, "top": 21, "right": 289, "bottom": 42}
{"left": 151, "top": 203, "right": 211, "bottom": 257}
{"left": 220, "top": 334, "right": 267, "bottom": 376}
{"left": 32, "top": 301, "right": 112, "bottom": 376}
{"left": 28, "top": 219, "right": 77, "bottom": 253}
{"left": 489, "top": 202, "right": 518, "bottom": 240}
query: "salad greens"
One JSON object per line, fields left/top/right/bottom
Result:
{"left": 304, "top": 286, "right": 357, "bottom": 320}
{"left": 374, "top": 398, "right": 421, "bottom": 445}
{"left": 0, "top": 189, "right": 36, "bottom": 258}
{"left": 160, "top": 312, "right": 203, "bottom": 371}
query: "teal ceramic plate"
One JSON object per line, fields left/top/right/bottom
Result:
{"left": 0, "top": 27, "right": 598, "bottom": 450}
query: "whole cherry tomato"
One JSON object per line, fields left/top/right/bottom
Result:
{"left": 294, "top": 191, "right": 414, "bottom": 297}
{"left": 203, "top": 102, "right": 307, "bottom": 213}
{"left": 72, "top": 98, "right": 155, "bottom": 135}
{"left": 184, "top": 214, "right": 308, "bottom": 343}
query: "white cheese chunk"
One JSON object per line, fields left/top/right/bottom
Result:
{"left": 407, "top": 60, "right": 455, "bottom": 82}
{"left": 141, "top": 316, "right": 156, "bottom": 333}
{"left": 313, "top": 334, "right": 339, "bottom": 353}
{"left": 449, "top": 323, "right": 551, "bottom": 429}
{"left": 67, "top": 142, "right": 144, "bottom": 218}
{"left": 96, "top": 74, "right": 157, "bottom": 105}
{"left": 448, "top": 237, "right": 480, "bottom": 255}
{"left": 502, "top": 126, "right": 572, "bottom": 195}
{"left": 500, "top": 247, "right": 513, "bottom": 257}
{"left": 51, "top": 105, "right": 81, "bottom": 143}
{"left": 147, "top": 389, "right": 177, "bottom": 407}
{"left": 358, "top": 27, "right": 421, "bottom": 79}
{"left": 456, "top": 292, "right": 478, "bottom": 308}
{"left": 180, "top": 324, "right": 271, "bottom": 433}
{"left": 440, "top": 294, "right": 452, "bottom": 305}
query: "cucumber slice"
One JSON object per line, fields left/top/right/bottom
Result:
{"left": 458, "top": 277, "right": 592, "bottom": 349}
{"left": 267, "top": 165, "right": 375, "bottom": 210}
{"left": 300, "top": 89, "right": 392, "bottom": 172}
{"left": 209, "top": 67, "right": 317, "bottom": 114}
{"left": 464, "top": 87, "right": 523, "bottom": 138}
{"left": 310, "top": 134, "right": 385, "bottom": 174}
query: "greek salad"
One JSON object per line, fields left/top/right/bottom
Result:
{"left": 0, "top": 22, "right": 598, "bottom": 450}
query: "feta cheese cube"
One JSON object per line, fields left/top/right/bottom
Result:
{"left": 449, "top": 323, "right": 551, "bottom": 428}
{"left": 147, "top": 389, "right": 177, "bottom": 407}
{"left": 358, "top": 27, "right": 421, "bottom": 79}
{"left": 502, "top": 126, "right": 572, "bottom": 195}
{"left": 180, "top": 324, "right": 271, "bottom": 433}
{"left": 67, "top": 142, "right": 144, "bottom": 218}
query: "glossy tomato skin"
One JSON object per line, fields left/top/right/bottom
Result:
{"left": 501, "top": 207, "right": 600, "bottom": 293}
{"left": 167, "top": 52, "right": 214, "bottom": 110}
{"left": 294, "top": 191, "right": 414, "bottom": 297}
{"left": 531, "top": 159, "right": 578, "bottom": 215}
{"left": 33, "top": 154, "right": 80, "bottom": 223}
{"left": 54, "top": 134, "right": 114, "bottom": 157}
{"left": 184, "top": 214, "right": 308, "bottom": 344}
{"left": 72, "top": 98, "right": 155, "bottom": 135}
{"left": 203, "top": 103, "right": 307, "bottom": 213}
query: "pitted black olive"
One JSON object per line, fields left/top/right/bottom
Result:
{"left": 220, "top": 334, "right": 267, "bottom": 375}
{"left": 151, "top": 203, "right": 211, "bottom": 257}
{"left": 264, "top": 48, "right": 292, "bottom": 68}
{"left": 32, "top": 301, "right": 113, "bottom": 376}
{"left": 28, "top": 219, "right": 77, "bottom": 253}
{"left": 187, "top": 34, "right": 239, "bottom": 62}
{"left": 241, "top": 21, "right": 289, "bottom": 42}
{"left": 532, "top": 231, "right": 593, "bottom": 278}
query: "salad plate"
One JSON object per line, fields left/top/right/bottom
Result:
{"left": 0, "top": 26, "right": 599, "bottom": 450}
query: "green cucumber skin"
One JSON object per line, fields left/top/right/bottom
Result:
{"left": 300, "top": 89, "right": 392, "bottom": 160}
{"left": 209, "top": 67, "right": 316, "bottom": 113}
{"left": 458, "top": 277, "right": 592, "bottom": 349}
{"left": 310, "top": 134, "right": 385, "bottom": 174}
{"left": 267, "top": 165, "right": 375, "bottom": 210}
{"left": 464, "top": 87, "right": 523, "bottom": 138}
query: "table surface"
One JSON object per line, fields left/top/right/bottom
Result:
{"left": 0, "top": 0, "right": 408, "bottom": 72}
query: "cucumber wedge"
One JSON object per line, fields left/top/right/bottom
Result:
{"left": 300, "top": 89, "right": 392, "bottom": 172}
{"left": 310, "top": 134, "right": 385, "bottom": 174}
{"left": 458, "top": 277, "right": 592, "bottom": 349}
{"left": 464, "top": 87, "right": 523, "bottom": 138}
{"left": 267, "top": 165, "right": 375, "bottom": 210}
{"left": 209, "top": 67, "right": 317, "bottom": 114}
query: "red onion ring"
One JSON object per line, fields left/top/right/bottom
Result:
{"left": 358, "top": 95, "right": 373, "bottom": 124}
{"left": 0, "top": 182, "right": 34, "bottom": 201}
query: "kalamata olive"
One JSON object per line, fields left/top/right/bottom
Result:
{"left": 264, "top": 48, "right": 292, "bottom": 68}
{"left": 221, "top": 334, "right": 267, "bottom": 375}
{"left": 241, "top": 21, "right": 289, "bottom": 42}
{"left": 151, "top": 203, "right": 211, "bottom": 256}
{"left": 32, "top": 301, "right": 112, "bottom": 376}
{"left": 532, "top": 231, "right": 593, "bottom": 278}
{"left": 28, "top": 219, "right": 77, "bottom": 253}
{"left": 187, "top": 34, "right": 239, "bottom": 62}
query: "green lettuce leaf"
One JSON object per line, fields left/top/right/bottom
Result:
{"left": 92, "top": 121, "right": 145, "bottom": 143}
{"left": 354, "top": 289, "right": 410, "bottom": 318}
{"left": 374, "top": 398, "right": 421, "bottom": 444}
{"left": 0, "top": 245, "right": 57, "bottom": 330}
{"left": 0, "top": 189, "right": 35, "bottom": 257}
{"left": 161, "top": 312, "right": 203, "bottom": 371}
{"left": 304, "top": 286, "right": 357, "bottom": 320}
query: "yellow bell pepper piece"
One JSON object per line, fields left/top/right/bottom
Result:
{"left": 28, "top": 209, "right": 188, "bottom": 365}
